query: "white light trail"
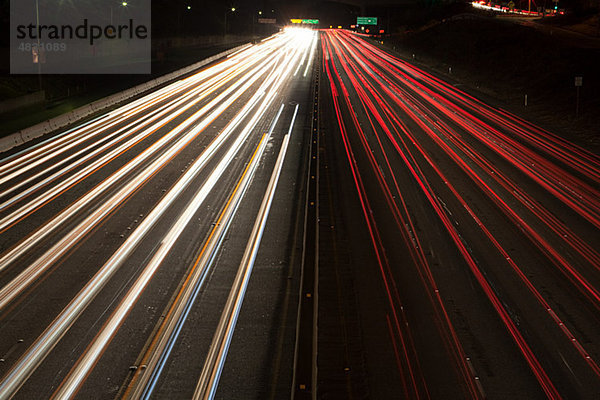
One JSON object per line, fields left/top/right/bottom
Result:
{"left": 304, "top": 31, "right": 319, "bottom": 77}
{"left": 194, "top": 105, "right": 298, "bottom": 400}
{"left": 0, "top": 28, "right": 315, "bottom": 399}
{"left": 128, "top": 104, "right": 285, "bottom": 400}
{"left": 51, "top": 56, "right": 291, "bottom": 400}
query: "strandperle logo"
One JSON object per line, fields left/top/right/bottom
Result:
{"left": 11, "top": 0, "right": 151, "bottom": 74}
{"left": 15, "top": 18, "right": 149, "bottom": 46}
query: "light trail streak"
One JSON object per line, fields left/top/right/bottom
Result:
{"left": 0, "top": 71, "right": 198, "bottom": 178}
{"left": 322, "top": 36, "right": 430, "bottom": 398}
{"left": 51, "top": 121, "right": 271, "bottom": 400}
{"left": 338, "top": 47, "right": 600, "bottom": 375}
{"left": 325, "top": 33, "right": 561, "bottom": 396}
{"left": 0, "top": 115, "right": 106, "bottom": 176}
{"left": 125, "top": 105, "right": 285, "bottom": 400}
{"left": 0, "top": 28, "right": 317, "bottom": 399}
{"left": 126, "top": 33, "right": 316, "bottom": 400}
{"left": 0, "top": 42, "right": 278, "bottom": 217}
{"left": 303, "top": 32, "right": 319, "bottom": 78}
{"left": 0, "top": 75, "right": 229, "bottom": 206}
{"left": 330, "top": 31, "right": 598, "bottom": 265}
{"left": 322, "top": 33, "right": 484, "bottom": 399}
{"left": 49, "top": 32, "right": 313, "bottom": 399}
{"left": 0, "top": 56, "right": 280, "bottom": 399}
{"left": 0, "top": 36, "right": 278, "bottom": 185}
{"left": 193, "top": 106, "right": 297, "bottom": 400}
{"left": 322, "top": 29, "right": 600, "bottom": 397}
{"left": 227, "top": 44, "right": 254, "bottom": 58}
{"left": 329, "top": 30, "right": 600, "bottom": 300}
{"left": 337, "top": 31, "right": 600, "bottom": 229}
{"left": 0, "top": 56, "right": 274, "bottom": 290}
{"left": 0, "top": 34, "right": 297, "bottom": 238}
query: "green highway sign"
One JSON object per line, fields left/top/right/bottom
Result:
{"left": 291, "top": 18, "right": 319, "bottom": 24}
{"left": 357, "top": 17, "right": 377, "bottom": 25}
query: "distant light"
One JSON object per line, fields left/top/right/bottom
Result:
{"left": 187, "top": 5, "right": 191, "bottom": 10}
{"left": 258, "top": 11, "right": 262, "bottom": 15}
{"left": 231, "top": 7, "right": 236, "bottom": 12}
{"left": 122, "top": 1, "right": 127, "bottom": 6}
{"left": 361, "top": 26, "right": 364, "bottom": 30}
{"left": 337, "top": 25, "right": 342, "bottom": 29}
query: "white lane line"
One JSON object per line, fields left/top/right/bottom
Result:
{"left": 194, "top": 105, "right": 298, "bottom": 400}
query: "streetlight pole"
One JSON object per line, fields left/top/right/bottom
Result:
{"left": 255, "top": 11, "right": 263, "bottom": 38}
{"left": 111, "top": 3, "right": 127, "bottom": 27}
{"left": 35, "top": 0, "right": 42, "bottom": 92}
{"left": 224, "top": 7, "right": 235, "bottom": 37}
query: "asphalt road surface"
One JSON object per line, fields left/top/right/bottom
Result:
{"left": 0, "top": 28, "right": 318, "bottom": 400}
{"left": 318, "top": 29, "right": 600, "bottom": 399}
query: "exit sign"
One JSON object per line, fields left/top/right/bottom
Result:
{"left": 357, "top": 17, "right": 377, "bottom": 25}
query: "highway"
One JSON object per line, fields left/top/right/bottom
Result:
{"left": 319, "top": 29, "right": 600, "bottom": 399}
{"left": 0, "top": 28, "right": 318, "bottom": 399}
{"left": 1, "top": 25, "right": 599, "bottom": 400}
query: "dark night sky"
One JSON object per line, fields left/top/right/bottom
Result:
{"left": 150, "top": 0, "right": 363, "bottom": 35}
{"left": 1, "top": 0, "right": 598, "bottom": 44}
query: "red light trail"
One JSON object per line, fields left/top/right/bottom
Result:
{"left": 322, "top": 28, "right": 600, "bottom": 398}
